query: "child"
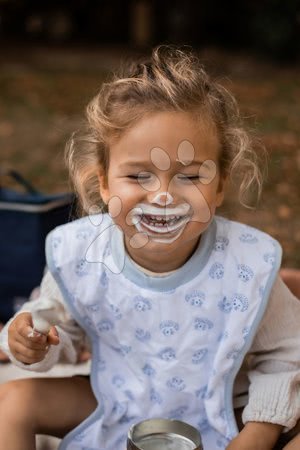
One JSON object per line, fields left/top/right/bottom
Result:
{"left": 1, "top": 45, "right": 300, "bottom": 450}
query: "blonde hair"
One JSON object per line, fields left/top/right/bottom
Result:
{"left": 66, "top": 45, "right": 265, "bottom": 214}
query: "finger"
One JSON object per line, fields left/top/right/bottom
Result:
{"left": 13, "top": 327, "right": 48, "bottom": 348}
{"left": 20, "top": 325, "right": 47, "bottom": 341}
{"left": 14, "top": 350, "right": 47, "bottom": 365}
{"left": 47, "top": 326, "right": 60, "bottom": 346}
{"left": 19, "top": 326, "right": 48, "bottom": 345}
{"left": 13, "top": 314, "right": 33, "bottom": 334}
{"left": 14, "top": 334, "right": 49, "bottom": 351}
{"left": 8, "top": 333, "right": 48, "bottom": 357}
{"left": 12, "top": 342, "right": 48, "bottom": 364}
{"left": 16, "top": 312, "right": 33, "bottom": 327}
{"left": 13, "top": 340, "right": 49, "bottom": 358}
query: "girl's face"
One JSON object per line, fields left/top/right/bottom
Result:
{"left": 99, "top": 111, "right": 225, "bottom": 270}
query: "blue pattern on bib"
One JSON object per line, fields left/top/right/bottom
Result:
{"left": 47, "top": 215, "right": 281, "bottom": 450}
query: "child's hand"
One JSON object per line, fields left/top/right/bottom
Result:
{"left": 226, "top": 422, "right": 283, "bottom": 450}
{"left": 8, "top": 312, "right": 60, "bottom": 364}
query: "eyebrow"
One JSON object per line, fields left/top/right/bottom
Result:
{"left": 119, "top": 162, "right": 150, "bottom": 168}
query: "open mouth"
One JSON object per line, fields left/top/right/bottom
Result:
{"left": 127, "top": 203, "right": 192, "bottom": 240}
{"left": 139, "top": 213, "right": 190, "bottom": 234}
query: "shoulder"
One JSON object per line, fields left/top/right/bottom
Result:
{"left": 215, "top": 216, "right": 281, "bottom": 249}
{"left": 214, "top": 216, "right": 282, "bottom": 269}
{"left": 47, "top": 213, "right": 111, "bottom": 241}
{"left": 46, "top": 213, "right": 113, "bottom": 264}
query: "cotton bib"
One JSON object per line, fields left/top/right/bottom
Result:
{"left": 46, "top": 215, "right": 281, "bottom": 450}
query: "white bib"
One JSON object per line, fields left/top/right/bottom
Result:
{"left": 46, "top": 215, "right": 281, "bottom": 450}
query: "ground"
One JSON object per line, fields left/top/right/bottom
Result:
{"left": 1, "top": 44, "right": 300, "bottom": 267}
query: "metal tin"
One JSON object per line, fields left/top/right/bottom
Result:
{"left": 127, "top": 418, "right": 203, "bottom": 450}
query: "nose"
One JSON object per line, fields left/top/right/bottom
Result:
{"left": 150, "top": 191, "right": 174, "bottom": 206}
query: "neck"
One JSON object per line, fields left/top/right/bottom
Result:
{"left": 124, "top": 237, "right": 200, "bottom": 273}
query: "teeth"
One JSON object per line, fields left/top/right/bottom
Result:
{"left": 146, "top": 214, "right": 181, "bottom": 222}
{"left": 130, "top": 203, "right": 192, "bottom": 238}
{"left": 139, "top": 214, "right": 189, "bottom": 234}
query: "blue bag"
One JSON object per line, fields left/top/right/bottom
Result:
{"left": 0, "top": 170, "right": 75, "bottom": 322}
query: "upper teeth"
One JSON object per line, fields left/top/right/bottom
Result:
{"left": 148, "top": 215, "right": 180, "bottom": 221}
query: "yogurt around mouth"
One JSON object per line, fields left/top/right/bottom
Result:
{"left": 127, "top": 203, "right": 192, "bottom": 243}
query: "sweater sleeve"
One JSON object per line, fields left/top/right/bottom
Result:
{"left": 242, "top": 275, "right": 300, "bottom": 430}
{"left": 0, "top": 270, "right": 87, "bottom": 372}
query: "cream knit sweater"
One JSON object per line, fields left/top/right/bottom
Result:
{"left": 1, "top": 271, "right": 300, "bottom": 431}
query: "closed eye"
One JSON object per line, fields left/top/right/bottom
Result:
{"left": 127, "top": 175, "right": 151, "bottom": 180}
{"left": 177, "top": 175, "right": 202, "bottom": 181}
{"left": 127, "top": 172, "right": 153, "bottom": 180}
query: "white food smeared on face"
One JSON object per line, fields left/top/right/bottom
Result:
{"left": 151, "top": 191, "right": 174, "bottom": 207}
{"left": 128, "top": 200, "right": 192, "bottom": 244}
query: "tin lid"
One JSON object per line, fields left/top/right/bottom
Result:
{"left": 128, "top": 418, "right": 202, "bottom": 449}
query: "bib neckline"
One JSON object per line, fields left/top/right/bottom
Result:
{"left": 111, "top": 218, "right": 217, "bottom": 291}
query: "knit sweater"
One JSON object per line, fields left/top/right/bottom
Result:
{"left": 1, "top": 270, "right": 300, "bottom": 430}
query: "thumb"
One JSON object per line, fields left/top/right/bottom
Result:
{"left": 47, "top": 326, "right": 60, "bottom": 346}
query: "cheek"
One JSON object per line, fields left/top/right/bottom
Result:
{"left": 109, "top": 181, "right": 141, "bottom": 201}
{"left": 187, "top": 184, "right": 220, "bottom": 223}
{"left": 107, "top": 196, "right": 122, "bottom": 218}
{"left": 191, "top": 194, "right": 212, "bottom": 223}
{"left": 121, "top": 184, "right": 144, "bottom": 205}
{"left": 108, "top": 182, "right": 145, "bottom": 219}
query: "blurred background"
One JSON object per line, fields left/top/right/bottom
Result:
{"left": 1, "top": 0, "right": 300, "bottom": 267}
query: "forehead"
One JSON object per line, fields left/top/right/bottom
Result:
{"left": 109, "top": 111, "right": 220, "bottom": 166}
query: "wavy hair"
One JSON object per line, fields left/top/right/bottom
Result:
{"left": 65, "top": 45, "right": 265, "bottom": 214}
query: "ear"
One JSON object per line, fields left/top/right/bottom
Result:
{"left": 98, "top": 169, "right": 109, "bottom": 205}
